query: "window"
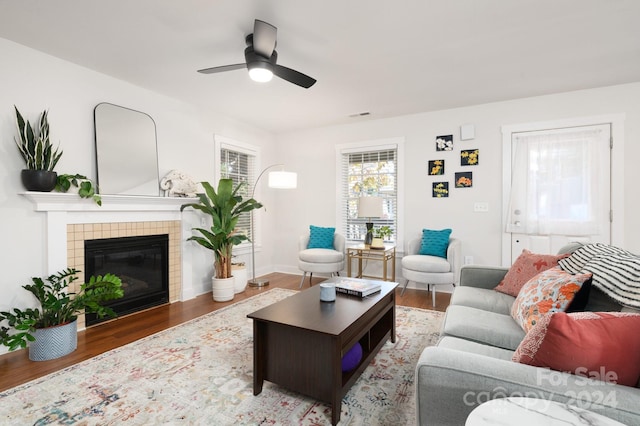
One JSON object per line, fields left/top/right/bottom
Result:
{"left": 506, "top": 125, "right": 610, "bottom": 236}
{"left": 338, "top": 141, "right": 400, "bottom": 243}
{"left": 215, "top": 136, "right": 258, "bottom": 247}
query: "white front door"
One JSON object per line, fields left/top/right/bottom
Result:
{"left": 504, "top": 123, "right": 611, "bottom": 264}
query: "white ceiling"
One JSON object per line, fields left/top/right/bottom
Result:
{"left": 0, "top": 0, "right": 639, "bottom": 133}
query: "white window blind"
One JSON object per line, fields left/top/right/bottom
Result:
{"left": 220, "top": 147, "right": 256, "bottom": 243}
{"left": 340, "top": 148, "right": 397, "bottom": 242}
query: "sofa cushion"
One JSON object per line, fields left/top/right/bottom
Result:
{"left": 299, "top": 248, "right": 343, "bottom": 263}
{"left": 307, "top": 225, "right": 335, "bottom": 249}
{"left": 418, "top": 228, "right": 451, "bottom": 258}
{"left": 449, "top": 286, "right": 514, "bottom": 315}
{"left": 438, "top": 336, "right": 514, "bottom": 361}
{"left": 510, "top": 267, "right": 591, "bottom": 332}
{"left": 565, "top": 278, "right": 592, "bottom": 312}
{"left": 512, "top": 311, "right": 640, "bottom": 387}
{"left": 494, "top": 249, "right": 569, "bottom": 297}
{"left": 442, "top": 305, "right": 525, "bottom": 351}
{"left": 401, "top": 254, "right": 451, "bottom": 273}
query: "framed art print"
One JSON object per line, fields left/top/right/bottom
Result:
{"left": 461, "top": 149, "right": 479, "bottom": 166}
{"left": 428, "top": 160, "right": 444, "bottom": 175}
{"left": 435, "top": 135, "right": 453, "bottom": 151}
{"left": 432, "top": 182, "right": 449, "bottom": 197}
{"left": 455, "top": 172, "right": 473, "bottom": 188}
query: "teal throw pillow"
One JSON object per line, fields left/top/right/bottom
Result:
{"left": 308, "top": 225, "right": 335, "bottom": 249}
{"left": 419, "top": 228, "right": 452, "bottom": 258}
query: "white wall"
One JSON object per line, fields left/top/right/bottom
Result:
{"left": 2, "top": 35, "right": 639, "bottom": 327}
{"left": 274, "top": 82, "right": 640, "bottom": 285}
{"left": 0, "top": 38, "right": 277, "bottom": 328}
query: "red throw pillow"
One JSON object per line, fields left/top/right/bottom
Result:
{"left": 513, "top": 311, "right": 640, "bottom": 387}
{"left": 494, "top": 249, "right": 570, "bottom": 297}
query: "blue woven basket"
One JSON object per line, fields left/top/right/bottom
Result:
{"left": 29, "top": 320, "right": 78, "bottom": 361}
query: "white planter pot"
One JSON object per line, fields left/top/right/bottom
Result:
{"left": 29, "top": 319, "right": 78, "bottom": 361}
{"left": 371, "top": 237, "right": 385, "bottom": 249}
{"left": 232, "top": 266, "right": 247, "bottom": 294}
{"left": 212, "top": 276, "right": 235, "bottom": 302}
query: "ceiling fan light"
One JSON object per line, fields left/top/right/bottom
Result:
{"left": 249, "top": 66, "right": 273, "bottom": 83}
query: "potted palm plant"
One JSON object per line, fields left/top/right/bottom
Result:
{"left": 0, "top": 268, "right": 123, "bottom": 361}
{"left": 14, "top": 106, "right": 63, "bottom": 192}
{"left": 180, "top": 179, "right": 262, "bottom": 301}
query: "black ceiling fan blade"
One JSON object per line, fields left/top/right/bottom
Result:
{"left": 273, "top": 65, "right": 316, "bottom": 88}
{"left": 253, "top": 19, "right": 277, "bottom": 58}
{"left": 197, "top": 63, "right": 246, "bottom": 74}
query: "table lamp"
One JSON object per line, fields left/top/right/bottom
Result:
{"left": 357, "top": 196, "right": 383, "bottom": 246}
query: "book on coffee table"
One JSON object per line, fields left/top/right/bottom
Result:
{"left": 334, "top": 279, "right": 382, "bottom": 297}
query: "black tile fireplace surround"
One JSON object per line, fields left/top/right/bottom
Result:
{"left": 84, "top": 234, "right": 169, "bottom": 326}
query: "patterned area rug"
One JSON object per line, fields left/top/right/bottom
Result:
{"left": 0, "top": 288, "right": 443, "bottom": 425}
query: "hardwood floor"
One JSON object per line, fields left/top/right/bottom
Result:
{"left": 0, "top": 273, "right": 450, "bottom": 393}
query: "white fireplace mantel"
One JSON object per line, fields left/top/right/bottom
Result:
{"left": 22, "top": 191, "right": 196, "bottom": 212}
{"left": 22, "top": 192, "right": 200, "bottom": 301}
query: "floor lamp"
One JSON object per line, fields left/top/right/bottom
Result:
{"left": 248, "top": 164, "right": 297, "bottom": 287}
{"left": 358, "top": 196, "right": 383, "bottom": 246}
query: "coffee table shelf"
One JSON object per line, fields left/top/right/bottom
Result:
{"left": 340, "top": 302, "right": 394, "bottom": 388}
{"left": 248, "top": 279, "right": 397, "bottom": 425}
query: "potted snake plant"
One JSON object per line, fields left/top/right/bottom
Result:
{"left": 181, "top": 179, "right": 262, "bottom": 301}
{"left": 13, "top": 106, "right": 63, "bottom": 192}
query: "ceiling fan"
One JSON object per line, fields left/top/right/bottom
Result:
{"left": 197, "top": 19, "right": 316, "bottom": 89}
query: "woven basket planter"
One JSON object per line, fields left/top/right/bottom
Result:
{"left": 29, "top": 320, "right": 78, "bottom": 361}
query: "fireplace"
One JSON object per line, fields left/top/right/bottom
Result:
{"left": 84, "top": 234, "right": 169, "bottom": 326}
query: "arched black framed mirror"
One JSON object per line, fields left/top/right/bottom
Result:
{"left": 94, "top": 103, "right": 160, "bottom": 196}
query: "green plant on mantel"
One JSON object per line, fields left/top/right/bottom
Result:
{"left": 55, "top": 174, "right": 102, "bottom": 206}
{"left": 14, "top": 106, "right": 63, "bottom": 171}
{"left": 0, "top": 268, "right": 123, "bottom": 351}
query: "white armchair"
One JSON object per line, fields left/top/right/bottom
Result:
{"left": 298, "top": 233, "right": 346, "bottom": 288}
{"left": 401, "top": 237, "right": 462, "bottom": 306}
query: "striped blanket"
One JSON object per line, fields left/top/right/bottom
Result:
{"left": 559, "top": 243, "right": 640, "bottom": 309}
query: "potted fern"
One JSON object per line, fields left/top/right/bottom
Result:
{"left": 14, "top": 106, "right": 63, "bottom": 192}
{"left": 180, "top": 179, "right": 262, "bottom": 301}
{"left": 0, "top": 268, "right": 123, "bottom": 361}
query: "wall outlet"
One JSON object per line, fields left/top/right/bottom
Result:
{"left": 464, "top": 255, "right": 474, "bottom": 265}
{"left": 473, "top": 202, "right": 489, "bottom": 212}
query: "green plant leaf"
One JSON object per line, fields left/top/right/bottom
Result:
{"left": 181, "top": 179, "right": 262, "bottom": 278}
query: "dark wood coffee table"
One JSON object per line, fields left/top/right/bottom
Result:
{"left": 247, "top": 278, "right": 397, "bottom": 425}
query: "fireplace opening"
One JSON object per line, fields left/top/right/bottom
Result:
{"left": 84, "top": 234, "right": 169, "bottom": 326}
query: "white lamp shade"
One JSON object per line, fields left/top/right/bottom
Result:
{"left": 358, "top": 196, "right": 383, "bottom": 218}
{"left": 268, "top": 171, "right": 297, "bottom": 189}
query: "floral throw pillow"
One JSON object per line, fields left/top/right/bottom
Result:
{"left": 510, "top": 267, "right": 591, "bottom": 333}
{"left": 494, "top": 250, "right": 570, "bottom": 297}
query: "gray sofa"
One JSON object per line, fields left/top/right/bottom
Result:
{"left": 415, "top": 254, "right": 640, "bottom": 425}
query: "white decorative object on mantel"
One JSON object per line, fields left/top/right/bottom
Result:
{"left": 160, "top": 170, "right": 199, "bottom": 197}
{"left": 460, "top": 124, "right": 475, "bottom": 141}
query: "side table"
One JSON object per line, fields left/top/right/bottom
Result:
{"left": 347, "top": 244, "right": 396, "bottom": 282}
